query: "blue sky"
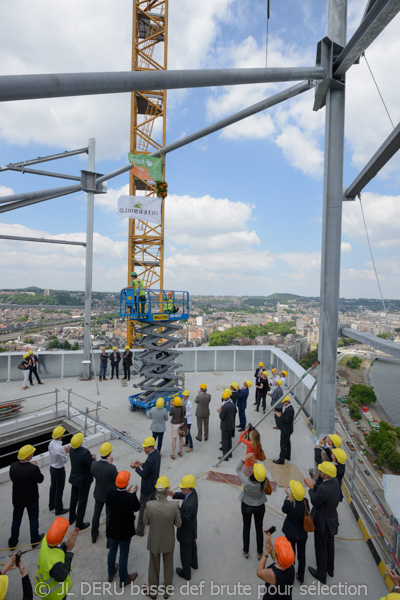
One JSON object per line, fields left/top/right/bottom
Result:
{"left": 0, "top": 0, "right": 400, "bottom": 298}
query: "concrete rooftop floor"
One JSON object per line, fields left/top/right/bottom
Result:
{"left": 0, "top": 371, "right": 388, "bottom": 599}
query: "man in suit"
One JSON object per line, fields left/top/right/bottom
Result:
{"left": 144, "top": 476, "right": 181, "bottom": 599}
{"left": 168, "top": 475, "right": 198, "bottom": 581}
{"left": 8, "top": 444, "right": 44, "bottom": 549}
{"left": 254, "top": 361, "right": 264, "bottom": 405}
{"left": 304, "top": 461, "right": 341, "bottom": 584}
{"left": 110, "top": 347, "right": 121, "bottom": 379}
{"left": 122, "top": 346, "right": 133, "bottom": 381}
{"left": 130, "top": 436, "right": 161, "bottom": 537}
{"left": 236, "top": 380, "right": 252, "bottom": 432}
{"left": 269, "top": 379, "right": 283, "bottom": 429}
{"left": 218, "top": 391, "right": 236, "bottom": 461}
{"left": 273, "top": 396, "right": 294, "bottom": 465}
{"left": 68, "top": 433, "right": 96, "bottom": 530}
{"left": 194, "top": 384, "right": 211, "bottom": 441}
{"left": 106, "top": 470, "right": 140, "bottom": 587}
{"left": 28, "top": 350, "right": 43, "bottom": 385}
{"left": 90, "top": 442, "right": 118, "bottom": 544}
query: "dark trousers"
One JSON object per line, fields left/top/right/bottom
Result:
{"left": 179, "top": 539, "right": 198, "bottom": 579}
{"left": 256, "top": 393, "right": 267, "bottom": 412}
{"left": 136, "top": 491, "right": 156, "bottom": 535}
{"left": 108, "top": 538, "right": 131, "bottom": 585}
{"left": 279, "top": 431, "right": 292, "bottom": 461}
{"left": 241, "top": 502, "right": 265, "bottom": 555}
{"left": 9, "top": 501, "right": 40, "bottom": 546}
{"left": 99, "top": 364, "right": 107, "bottom": 380}
{"left": 152, "top": 431, "right": 164, "bottom": 452}
{"left": 69, "top": 484, "right": 91, "bottom": 528}
{"left": 287, "top": 536, "right": 307, "bottom": 582}
{"left": 140, "top": 295, "right": 146, "bottom": 314}
{"left": 49, "top": 466, "right": 66, "bottom": 514}
{"left": 29, "top": 366, "right": 41, "bottom": 384}
{"left": 274, "top": 410, "right": 282, "bottom": 428}
{"left": 123, "top": 364, "right": 131, "bottom": 380}
{"left": 92, "top": 500, "right": 110, "bottom": 537}
{"left": 314, "top": 527, "right": 335, "bottom": 580}
{"left": 238, "top": 407, "right": 246, "bottom": 430}
{"left": 221, "top": 429, "right": 233, "bottom": 457}
{"left": 111, "top": 363, "right": 119, "bottom": 378}
{"left": 196, "top": 417, "right": 209, "bottom": 440}
{"left": 185, "top": 424, "right": 193, "bottom": 449}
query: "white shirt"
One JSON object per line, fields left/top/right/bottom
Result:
{"left": 48, "top": 439, "right": 68, "bottom": 469}
{"left": 185, "top": 400, "right": 193, "bottom": 425}
{"left": 280, "top": 376, "right": 286, "bottom": 388}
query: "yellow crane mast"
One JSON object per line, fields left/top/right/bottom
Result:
{"left": 128, "top": 0, "right": 168, "bottom": 346}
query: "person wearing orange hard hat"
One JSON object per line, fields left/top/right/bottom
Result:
{"left": 35, "top": 517, "right": 79, "bottom": 599}
{"left": 130, "top": 437, "right": 161, "bottom": 538}
{"left": 256, "top": 531, "right": 295, "bottom": 597}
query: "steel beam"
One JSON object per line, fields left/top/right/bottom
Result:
{"left": 341, "top": 327, "right": 400, "bottom": 359}
{"left": 333, "top": 0, "right": 400, "bottom": 77}
{"left": 0, "top": 67, "right": 325, "bottom": 102}
{"left": 0, "top": 187, "right": 81, "bottom": 213}
{"left": 82, "top": 139, "right": 95, "bottom": 380}
{"left": 5, "top": 165, "right": 81, "bottom": 181}
{"left": 316, "top": 0, "right": 347, "bottom": 438}
{"left": 0, "top": 184, "right": 81, "bottom": 205}
{"left": 345, "top": 121, "right": 400, "bottom": 199}
{"left": 0, "top": 234, "right": 85, "bottom": 246}
{"left": 0, "top": 147, "right": 88, "bottom": 172}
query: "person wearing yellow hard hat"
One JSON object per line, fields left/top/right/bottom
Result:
{"left": 130, "top": 436, "right": 161, "bottom": 537}
{"left": 268, "top": 379, "right": 284, "bottom": 429}
{"left": 106, "top": 471, "right": 140, "bottom": 587}
{"left": 169, "top": 396, "right": 186, "bottom": 460}
{"left": 1, "top": 551, "right": 32, "bottom": 599}
{"left": 121, "top": 346, "right": 133, "bottom": 381}
{"left": 35, "top": 516, "right": 79, "bottom": 599}
{"left": 331, "top": 447, "right": 347, "bottom": 502}
{"left": 143, "top": 476, "right": 181, "bottom": 594}
{"left": 181, "top": 390, "right": 194, "bottom": 453}
{"left": 282, "top": 480, "right": 310, "bottom": 583}
{"left": 28, "top": 349, "right": 43, "bottom": 386}
{"left": 256, "top": 371, "right": 271, "bottom": 414}
{"left": 68, "top": 433, "right": 96, "bottom": 531}
{"left": 168, "top": 474, "right": 198, "bottom": 580}
{"left": 304, "top": 461, "right": 340, "bottom": 584}
{"left": 8, "top": 445, "right": 44, "bottom": 550}
{"left": 90, "top": 442, "right": 118, "bottom": 544}
{"left": 254, "top": 361, "right": 265, "bottom": 406}
{"left": 99, "top": 346, "right": 109, "bottom": 382}
{"left": 236, "top": 381, "right": 251, "bottom": 432}
{"left": 194, "top": 384, "right": 211, "bottom": 442}
{"left": 229, "top": 382, "right": 240, "bottom": 437}
{"left": 148, "top": 398, "right": 169, "bottom": 453}
{"left": 273, "top": 396, "right": 294, "bottom": 465}
{"left": 314, "top": 432, "right": 342, "bottom": 465}
{"left": 235, "top": 455, "right": 268, "bottom": 560}
{"left": 109, "top": 346, "right": 121, "bottom": 380}
{"left": 280, "top": 370, "right": 288, "bottom": 388}
{"left": 19, "top": 352, "right": 31, "bottom": 390}
{"left": 217, "top": 390, "right": 236, "bottom": 461}
{"left": 48, "top": 426, "right": 70, "bottom": 517}
{"left": 131, "top": 271, "right": 146, "bottom": 314}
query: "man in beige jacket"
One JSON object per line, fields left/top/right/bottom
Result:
{"left": 194, "top": 383, "right": 211, "bottom": 441}
{"left": 143, "top": 476, "right": 181, "bottom": 599}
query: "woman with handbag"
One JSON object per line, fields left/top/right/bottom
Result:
{"left": 281, "top": 480, "right": 311, "bottom": 584}
{"left": 169, "top": 396, "right": 186, "bottom": 459}
{"left": 236, "top": 453, "right": 269, "bottom": 559}
{"left": 19, "top": 353, "right": 31, "bottom": 390}
{"left": 239, "top": 426, "right": 265, "bottom": 477}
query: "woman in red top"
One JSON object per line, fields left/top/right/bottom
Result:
{"left": 239, "top": 426, "right": 265, "bottom": 476}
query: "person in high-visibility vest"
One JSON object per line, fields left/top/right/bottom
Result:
{"left": 35, "top": 517, "right": 79, "bottom": 600}
{"left": 131, "top": 272, "right": 146, "bottom": 314}
{"left": 163, "top": 290, "right": 174, "bottom": 314}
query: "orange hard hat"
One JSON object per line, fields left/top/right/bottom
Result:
{"left": 116, "top": 470, "right": 131, "bottom": 488}
{"left": 274, "top": 536, "right": 295, "bottom": 569}
{"left": 46, "top": 517, "right": 69, "bottom": 546}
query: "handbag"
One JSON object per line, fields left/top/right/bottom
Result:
{"left": 18, "top": 363, "right": 26, "bottom": 370}
{"left": 265, "top": 478, "right": 272, "bottom": 496}
{"left": 303, "top": 500, "right": 315, "bottom": 532}
{"left": 179, "top": 423, "right": 189, "bottom": 437}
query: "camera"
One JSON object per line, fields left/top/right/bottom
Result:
{"left": 266, "top": 526, "right": 276, "bottom": 535}
{"left": 15, "top": 550, "right": 22, "bottom": 566}
{"left": 247, "top": 423, "right": 255, "bottom": 433}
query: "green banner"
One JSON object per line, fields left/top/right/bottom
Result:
{"left": 128, "top": 153, "right": 163, "bottom": 182}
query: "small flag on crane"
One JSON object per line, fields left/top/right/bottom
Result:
{"left": 128, "top": 153, "right": 163, "bottom": 182}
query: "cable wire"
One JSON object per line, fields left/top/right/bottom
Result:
{"left": 362, "top": 52, "right": 395, "bottom": 130}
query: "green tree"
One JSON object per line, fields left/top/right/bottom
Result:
{"left": 299, "top": 349, "right": 318, "bottom": 370}
{"left": 387, "top": 450, "right": 400, "bottom": 472}
{"left": 72, "top": 342, "right": 79, "bottom": 351}
{"left": 348, "top": 384, "right": 377, "bottom": 405}
{"left": 377, "top": 332, "right": 390, "bottom": 339}
{"left": 347, "top": 399, "right": 361, "bottom": 420}
{"left": 23, "top": 337, "right": 34, "bottom": 344}
{"left": 346, "top": 356, "right": 362, "bottom": 369}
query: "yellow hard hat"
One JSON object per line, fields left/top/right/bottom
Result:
{"left": 99, "top": 442, "right": 113, "bottom": 457}
{"left": 276, "top": 379, "right": 283, "bottom": 386}
{"left": 253, "top": 463, "right": 266, "bottom": 482}
{"left": 328, "top": 433, "right": 342, "bottom": 448}
{"left": 200, "top": 383, "right": 207, "bottom": 390}
{"left": 173, "top": 396, "right": 182, "bottom": 407}
{"left": 332, "top": 448, "right": 347, "bottom": 464}
{"left": 258, "top": 362, "right": 264, "bottom": 367}
{"left": 70, "top": 433, "right": 84, "bottom": 449}
{"left": 281, "top": 395, "right": 291, "bottom": 404}
{"left": 318, "top": 461, "right": 337, "bottom": 478}
{"left": 156, "top": 397, "right": 165, "bottom": 409}
{"left": 0, "top": 575, "right": 9, "bottom": 600}
{"left": 222, "top": 391, "right": 230, "bottom": 400}
{"left": 224, "top": 388, "right": 232, "bottom": 396}
{"left": 28, "top": 350, "right": 34, "bottom": 355}
{"left": 380, "top": 594, "right": 400, "bottom": 600}
{"left": 155, "top": 475, "right": 170, "bottom": 490}
{"left": 272, "top": 368, "right": 277, "bottom": 374}
{"left": 230, "top": 382, "right": 239, "bottom": 390}
{"left": 282, "top": 370, "right": 288, "bottom": 377}
{"left": 245, "top": 380, "right": 253, "bottom": 388}
{"left": 101, "top": 346, "right": 106, "bottom": 350}
{"left": 262, "top": 370, "right": 269, "bottom": 377}
{"left": 289, "top": 480, "right": 305, "bottom": 501}
{"left": 179, "top": 474, "right": 196, "bottom": 488}
{"left": 18, "top": 444, "right": 36, "bottom": 461}
{"left": 52, "top": 426, "right": 65, "bottom": 439}
{"left": 142, "top": 436, "right": 156, "bottom": 448}
{"left": 23, "top": 353, "right": 29, "bottom": 359}
{"left": 125, "top": 345, "right": 129, "bottom": 350}
{"left": 182, "top": 390, "right": 190, "bottom": 397}
{"left": 112, "top": 346, "right": 117, "bottom": 351}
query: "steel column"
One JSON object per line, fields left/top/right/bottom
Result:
{"left": 82, "top": 139, "right": 95, "bottom": 380}
{"left": 316, "top": 0, "right": 347, "bottom": 437}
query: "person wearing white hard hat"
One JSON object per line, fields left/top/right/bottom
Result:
{"left": 48, "top": 426, "right": 70, "bottom": 516}
{"left": 90, "top": 442, "right": 118, "bottom": 544}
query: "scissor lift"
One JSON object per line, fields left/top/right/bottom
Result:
{"left": 120, "top": 289, "right": 189, "bottom": 413}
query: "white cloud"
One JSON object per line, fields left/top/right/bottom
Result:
{"left": 275, "top": 125, "right": 323, "bottom": 178}
{"left": 343, "top": 192, "right": 400, "bottom": 247}
{"left": 0, "top": 186, "right": 14, "bottom": 197}
{"left": 341, "top": 242, "right": 352, "bottom": 253}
